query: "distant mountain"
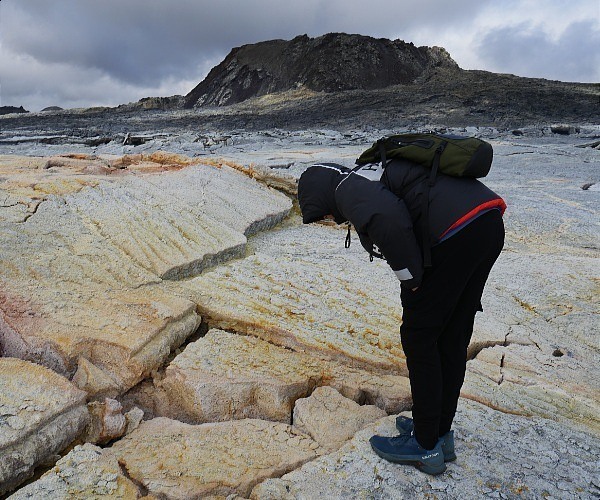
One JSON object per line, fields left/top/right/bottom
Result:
{"left": 184, "top": 33, "right": 459, "bottom": 108}
{"left": 0, "top": 106, "right": 29, "bottom": 115}
{"left": 2, "top": 33, "right": 597, "bottom": 132}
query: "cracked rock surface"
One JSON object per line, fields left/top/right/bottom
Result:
{"left": 180, "top": 222, "right": 407, "bottom": 373}
{"left": 12, "top": 419, "right": 320, "bottom": 499}
{"left": 1, "top": 127, "right": 599, "bottom": 498}
{"left": 0, "top": 154, "right": 291, "bottom": 398}
{"left": 0, "top": 358, "right": 89, "bottom": 495}
{"left": 146, "top": 329, "right": 411, "bottom": 423}
{"left": 252, "top": 399, "right": 600, "bottom": 499}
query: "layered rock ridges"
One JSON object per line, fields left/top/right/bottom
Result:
{"left": 184, "top": 33, "right": 459, "bottom": 107}
{"left": 180, "top": 223, "right": 407, "bottom": 373}
{"left": 0, "top": 153, "right": 291, "bottom": 398}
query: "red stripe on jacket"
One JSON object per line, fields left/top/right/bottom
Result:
{"left": 439, "top": 198, "right": 507, "bottom": 239}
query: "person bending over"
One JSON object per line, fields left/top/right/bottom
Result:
{"left": 297, "top": 158, "right": 505, "bottom": 475}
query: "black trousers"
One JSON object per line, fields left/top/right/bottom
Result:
{"left": 400, "top": 210, "right": 505, "bottom": 450}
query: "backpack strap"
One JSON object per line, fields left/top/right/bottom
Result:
{"left": 378, "top": 139, "right": 387, "bottom": 168}
{"left": 421, "top": 144, "right": 445, "bottom": 268}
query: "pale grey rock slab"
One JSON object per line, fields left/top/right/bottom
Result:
{"left": 144, "top": 164, "right": 292, "bottom": 237}
{"left": 469, "top": 251, "right": 599, "bottom": 358}
{"left": 489, "top": 140, "right": 599, "bottom": 258}
{"left": 463, "top": 344, "right": 600, "bottom": 432}
{"left": 465, "top": 250, "right": 599, "bottom": 433}
{"left": 0, "top": 358, "right": 89, "bottom": 495}
{"left": 152, "top": 329, "right": 411, "bottom": 424}
{"left": 13, "top": 418, "right": 320, "bottom": 499}
{"left": 65, "top": 164, "right": 291, "bottom": 279}
{"left": 251, "top": 399, "right": 600, "bottom": 500}
{"left": 67, "top": 175, "right": 246, "bottom": 281}
{"left": 180, "top": 220, "right": 407, "bottom": 374}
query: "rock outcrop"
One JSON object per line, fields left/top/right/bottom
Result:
{"left": 0, "top": 358, "right": 89, "bottom": 495}
{"left": 184, "top": 33, "right": 459, "bottom": 107}
{"left": 0, "top": 106, "right": 28, "bottom": 115}
{"left": 0, "top": 154, "right": 291, "bottom": 401}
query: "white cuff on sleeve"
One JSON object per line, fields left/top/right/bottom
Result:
{"left": 394, "top": 268, "right": 414, "bottom": 281}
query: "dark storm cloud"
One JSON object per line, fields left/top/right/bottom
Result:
{"left": 477, "top": 19, "right": 600, "bottom": 82}
{"left": 2, "top": 0, "right": 489, "bottom": 86}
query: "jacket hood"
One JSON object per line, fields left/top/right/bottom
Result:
{"left": 297, "top": 163, "right": 349, "bottom": 224}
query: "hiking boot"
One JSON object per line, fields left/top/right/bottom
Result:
{"left": 369, "top": 434, "right": 446, "bottom": 476}
{"left": 395, "top": 416, "right": 456, "bottom": 462}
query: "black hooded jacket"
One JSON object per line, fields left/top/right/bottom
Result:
{"left": 297, "top": 160, "right": 505, "bottom": 289}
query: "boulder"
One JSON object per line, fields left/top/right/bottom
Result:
{"left": 151, "top": 329, "right": 411, "bottom": 423}
{"left": 251, "top": 399, "right": 600, "bottom": 499}
{"left": 550, "top": 124, "right": 579, "bottom": 135}
{"left": 83, "top": 398, "right": 127, "bottom": 445}
{"left": 0, "top": 358, "right": 89, "bottom": 495}
{"left": 293, "top": 386, "right": 386, "bottom": 453}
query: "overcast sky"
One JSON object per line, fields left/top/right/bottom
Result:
{"left": 1, "top": 0, "right": 598, "bottom": 111}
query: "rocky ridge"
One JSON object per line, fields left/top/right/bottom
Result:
{"left": 184, "top": 33, "right": 458, "bottom": 107}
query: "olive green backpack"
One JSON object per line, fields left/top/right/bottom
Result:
{"left": 356, "top": 133, "right": 493, "bottom": 178}
{"left": 355, "top": 133, "right": 494, "bottom": 268}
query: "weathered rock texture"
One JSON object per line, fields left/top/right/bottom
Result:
{"left": 252, "top": 399, "right": 600, "bottom": 499}
{"left": 0, "top": 154, "right": 291, "bottom": 397}
{"left": 293, "top": 386, "right": 386, "bottom": 453}
{"left": 0, "top": 358, "right": 89, "bottom": 495}
{"left": 463, "top": 255, "right": 600, "bottom": 432}
{"left": 2, "top": 131, "right": 599, "bottom": 498}
{"left": 147, "top": 329, "right": 410, "bottom": 423}
{"left": 12, "top": 419, "right": 320, "bottom": 499}
{"left": 7, "top": 443, "right": 142, "bottom": 499}
{"left": 181, "top": 223, "right": 407, "bottom": 374}
{"left": 452, "top": 139, "right": 600, "bottom": 438}
{"left": 84, "top": 398, "right": 127, "bottom": 445}
{"left": 185, "top": 33, "right": 458, "bottom": 107}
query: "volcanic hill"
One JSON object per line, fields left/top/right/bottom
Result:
{"left": 184, "top": 33, "right": 459, "bottom": 108}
